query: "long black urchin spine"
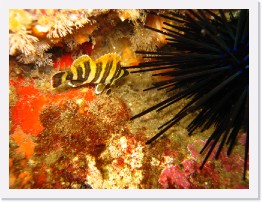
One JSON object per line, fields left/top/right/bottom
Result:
{"left": 126, "top": 10, "right": 249, "bottom": 180}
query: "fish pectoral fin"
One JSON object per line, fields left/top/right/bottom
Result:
{"left": 67, "top": 81, "right": 75, "bottom": 87}
{"left": 106, "top": 88, "right": 112, "bottom": 95}
{"left": 67, "top": 80, "right": 83, "bottom": 88}
{"left": 95, "top": 83, "right": 106, "bottom": 94}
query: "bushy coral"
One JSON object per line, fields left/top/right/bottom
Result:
{"left": 9, "top": 30, "right": 38, "bottom": 56}
{"left": 9, "top": 9, "right": 159, "bottom": 68}
{"left": 9, "top": 9, "right": 33, "bottom": 33}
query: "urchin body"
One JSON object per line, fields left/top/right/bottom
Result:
{"left": 127, "top": 10, "right": 249, "bottom": 179}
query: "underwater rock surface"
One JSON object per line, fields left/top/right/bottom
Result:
{"left": 9, "top": 9, "right": 248, "bottom": 189}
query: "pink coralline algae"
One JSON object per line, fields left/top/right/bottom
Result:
{"left": 158, "top": 138, "right": 249, "bottom": 189}
{"left": 187, "top": 139, "right": 248, "bottom": 176}
{"left": 159, "top": 164, "right": 192, "bottom": 189}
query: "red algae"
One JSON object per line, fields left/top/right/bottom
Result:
{"left": 53, "top": 53, "right": 74, "bottom": 70}
{"left": 159, "top": 165, "right": 192, "bottom": 189}
{"left": 187, "top": 139, "right": 247, "bottom": 176}
{"left": 182, "top": 159, "right": 197, "bottom": 177}
{"left": 10, "top": 78, "right": 94, "bottom": 136}
{"left": 11, "top": 126, "right": 35, "bottom": 159}
{"left": 11, "top": 89, "right": 46, "bottom": 136}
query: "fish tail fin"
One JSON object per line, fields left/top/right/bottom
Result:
{"left": 51, "top": 71, "right": 67, "bottom": 88}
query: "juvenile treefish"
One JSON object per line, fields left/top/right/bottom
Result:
{"left": 51, "top": 53, "right": 129, "bottom": 94}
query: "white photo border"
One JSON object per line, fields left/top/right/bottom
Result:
{"left": 1, "top": 0, "right": 259, "bottom": 199}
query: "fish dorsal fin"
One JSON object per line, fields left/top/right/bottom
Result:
{"left": 71, "top": 55, "right": 96, "bottom": 69}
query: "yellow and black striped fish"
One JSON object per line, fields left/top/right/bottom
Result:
{"left": 51, "top": 53, "right": 129, "bottom": 94}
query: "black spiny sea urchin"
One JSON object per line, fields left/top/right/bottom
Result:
{"left": 126, "top": 9, "right": 249, "bottom": 179}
